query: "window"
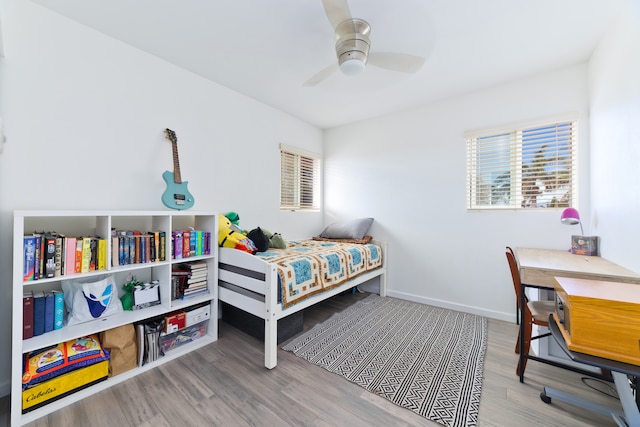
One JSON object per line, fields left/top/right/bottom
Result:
{"left": 280, "top": 144, "right": 321, "bottom": 211}
{"left": 466, "top": 118, "right": 577, "bottom": 209}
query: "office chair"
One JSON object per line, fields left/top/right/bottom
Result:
{"left": 506, "top": 247, "right": 555, "bottom": 376}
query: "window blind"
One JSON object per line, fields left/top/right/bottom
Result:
{"left": 466, "top": 120, "right": 578, "bottom": 209}
{"left": 280, "top": 144, "right": 321, "bottom": 211}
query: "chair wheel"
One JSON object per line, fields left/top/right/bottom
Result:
{"left": 540, "top": 392, "right": 551, "bottom": 404}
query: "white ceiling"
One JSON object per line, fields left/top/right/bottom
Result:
{"left": 32, "top": 0, "right": 626, "bottom": 129}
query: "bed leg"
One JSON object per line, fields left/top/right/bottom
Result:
{"left": 264, "top": 313, "right": 278, "bottom": 369}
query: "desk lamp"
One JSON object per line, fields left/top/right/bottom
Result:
{"left": 560, "top": 207, "right": 584, "bottom": 235}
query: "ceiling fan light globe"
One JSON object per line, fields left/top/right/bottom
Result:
{"left": 339, "top": 57, "right": 366, "bottom": 75}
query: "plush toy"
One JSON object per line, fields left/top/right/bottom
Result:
{"left": 247, "top": 227, "right": 270, "bottom": 252}
{"left": 225, "top": 211, "right": 240, "bottom": 226}
{"left": 261, "top": 228, "right": 287, "bottom": 249}
{"left": 218, "top": 214, "right": 257, "bottom": 254}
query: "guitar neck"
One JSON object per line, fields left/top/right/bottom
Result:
{"left": 170, "top": 140, "right": 182, "bottom": 184}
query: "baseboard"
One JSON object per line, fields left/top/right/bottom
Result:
{"left": 0, "top": 379, "right": 10, "bottom": 398}
{"left": 386, "top": 290, "right": 515, "bottom": 323}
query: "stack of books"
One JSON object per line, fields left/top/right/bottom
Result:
{"left": 171, "top": 261, "right": 209, "bottom": 300}
{"left": 111, "top": 229, "right": 167, "bottom": 267}
{"left": 23, "top": 290, "right": 64, "bottom": 339}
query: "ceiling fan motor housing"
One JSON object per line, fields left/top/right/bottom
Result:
{"left": 335, "top": 18, "right": 371, "bottom": 67}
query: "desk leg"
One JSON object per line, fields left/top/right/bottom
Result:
{"left": 541, "top": 371, "right": 639, "bottom": 427}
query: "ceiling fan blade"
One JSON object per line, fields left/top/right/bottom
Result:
{"left": 321, "top": 0, "right": 353, "bottom": 32}
{"left": 367, "top": 52, "right": 426, "bottom": 73}
{"left": 303, "top": 63, "right": 339, "bottom": 87}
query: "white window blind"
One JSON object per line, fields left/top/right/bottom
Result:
{"left": 280, "top": 144, "right": 321, "bottom": 211}
{"left": 466, "top": 119, "right": 578, "bottom": 209}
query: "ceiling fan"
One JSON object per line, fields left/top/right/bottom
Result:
{"left": 304, "top": 0, "right": 427, "bottom": 87}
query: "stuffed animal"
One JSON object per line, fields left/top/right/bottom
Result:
{"left": 224, "top": 211, "right": 240, "bottom": 226}
{"left": 261, "top": 228, "right": 287, "bottom": 249}
{"left": 218, "top": 214, "right": 257, "bottom": 254}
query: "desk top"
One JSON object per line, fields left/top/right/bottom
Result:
{"left": 516, "top": 247, "right": 640, "bottom": 288}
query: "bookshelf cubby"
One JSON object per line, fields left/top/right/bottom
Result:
{"left": 11, "top": 210, "right": 218, "bottom": 426}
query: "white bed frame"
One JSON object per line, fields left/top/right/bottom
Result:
{"left": 217, "top": 240, "right": 387, "bottom": 369}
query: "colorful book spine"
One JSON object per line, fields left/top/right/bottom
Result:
{"left": 173, "top": 231, "right": 183, "bottom": 260}
{"left": 23, "top": 236, "right": 36, "bottom": 282}
{"left": 81, "top": 237, "right": 92, "bottom": 273}
{"left": 52, "top": 290, "right": 64, "bottom": 330}
{"left": 74, "top": 239, "right": 83, "bottom": 273}
{"left": 33, "top": 233, "right": 42, "bottom": 280}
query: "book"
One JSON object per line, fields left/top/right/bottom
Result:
{"left": 44, "top": 292, "right": 54, "bottom": 333}
{"left": 33, "top": 233, "right": 42, "bottom": 280}
{"left": 98, "top": 239, "right": 107, "bottom": 270}
{"left": 43, "top": 233, "right": 57, "bottom": 279}
{"left": 89, "top": 238, "right": 98, "bottom": 270}
{"left": 23, "top": 236, "right": 36, "bottom": 282}
{"left": 65, "top": 236, "right": 77, "bottom": 275}
{"left": 52, "top": 290, "right": 64, "bottom": 330}
{"left": 159, "top": 231, "right": 166, "bottom": 261}
{"left": 80, "top": 237, "right": 92, "bottom": 273}
{"left": 74, "top": 239, "right": 83, "bottom": 273}
{"left": 173, "top": 231, "right": 183, "bottom": 260}
{"left": 32, "top": 292, "right": 46, "bottom": 336}
{"left": 111, "top": 236, "right": 120, "bottom": 267}
{"left": 23, "top": 292, "right": 34, "bottom": 339}
{"left": 54, "top": 235, "right": 63, "bottom": 277}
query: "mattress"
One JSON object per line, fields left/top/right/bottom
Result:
{"left": 255, "top": 239, "right": 383, "bottom": 308}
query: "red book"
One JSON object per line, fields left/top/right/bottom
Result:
{"left": 23, "top": 292, "right": 34, "bottom": 339}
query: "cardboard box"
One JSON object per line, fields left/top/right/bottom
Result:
{"left": 165, "top": 311, "right": 186, "bottom": 333}
{"left": 571, "top": 235, "right": 598, "bottom": 256}
{"left": 22, "top": 360, "right": 109, "bottom": 412}
{"left": 186, "top": 304, "right": 211, "bottom": 327}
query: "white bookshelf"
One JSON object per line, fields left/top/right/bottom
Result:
{"left": 11, "top": 210, "right": 218, "bottom": 426}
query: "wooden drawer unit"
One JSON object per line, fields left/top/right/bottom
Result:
{"left": 553, "top": 276, "right": 640, "bottom": 366}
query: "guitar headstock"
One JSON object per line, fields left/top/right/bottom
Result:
{"left": 164, "top": 128, "right": 177, "bottom": 144}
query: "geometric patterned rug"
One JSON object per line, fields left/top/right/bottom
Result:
{"left": 282, "top": 294, "right": 487, "bottom": 427}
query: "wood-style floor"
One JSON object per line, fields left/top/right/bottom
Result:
{"left": 1, "top": 292, "right": 623, "bottom": 426}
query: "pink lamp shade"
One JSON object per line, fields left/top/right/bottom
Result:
{"left": 560, "top": 207, "right": 584, "bottom": 235}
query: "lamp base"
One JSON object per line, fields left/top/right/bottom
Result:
{"left": 571, "top": 235, "right": 599, "bottom": 256}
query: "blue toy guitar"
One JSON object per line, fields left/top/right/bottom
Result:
{"left": 162, "top": 128, "right": 195, "bottom": 210}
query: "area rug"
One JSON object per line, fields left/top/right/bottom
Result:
{"left": 282, "top": 294, "right": 487, "bottom": 427}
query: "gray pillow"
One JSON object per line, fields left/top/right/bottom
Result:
{"left": 319, "top": 218, "right": 374, "bottom": 240}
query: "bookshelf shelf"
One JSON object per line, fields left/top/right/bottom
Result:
{"left": 11, "top": 210, "right": 219, "bottom": 426}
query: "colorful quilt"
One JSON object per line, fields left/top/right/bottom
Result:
{"left": 255, "top": 240, "right": 383, "bottom": 308}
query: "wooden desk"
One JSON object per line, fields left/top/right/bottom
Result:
{"left": 513, "top": 248, "right": 640, "bottom": 383}
{"left": 516, "top": 248, "right": 640, "bottom": 288}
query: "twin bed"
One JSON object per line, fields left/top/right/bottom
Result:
{"left": 218, "top": 238, "right": 386, "bottom": 369}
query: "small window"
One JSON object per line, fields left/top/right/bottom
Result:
{"left": 466, "top": 118, "right": 578, "bottom": 209}
{"left": 280, "top": 144, "right": 321, "bottom": 211}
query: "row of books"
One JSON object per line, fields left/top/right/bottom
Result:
{"left": 111, "top": 229, "right": 167, "bottom": 266}
{"left": 171, "top": 261, "right": 209, "bottom": 300}
{"left": 23, "top": 232, "right": 107, "bottom": 282}
{"left": 170, "top": 229, "right": 212, "bottom": 260}
{"left": 23, "top": 291, "right": 64, "bottom": 339}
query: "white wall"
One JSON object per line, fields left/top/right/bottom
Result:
{"left": 0, "top": 0, "right": 322, "bottom": 392}
{"left": 589, "top": 1, "right": 640, "bottom": 273}
{"left": 324, "top": 64, "right": 591, "bottom": 320}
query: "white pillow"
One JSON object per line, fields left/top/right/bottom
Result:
{"left": 62, "top": 275, "right": 122, "bottom": 326}
{"left": 319, "top": 218, "right": 374, "bottom": 240}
